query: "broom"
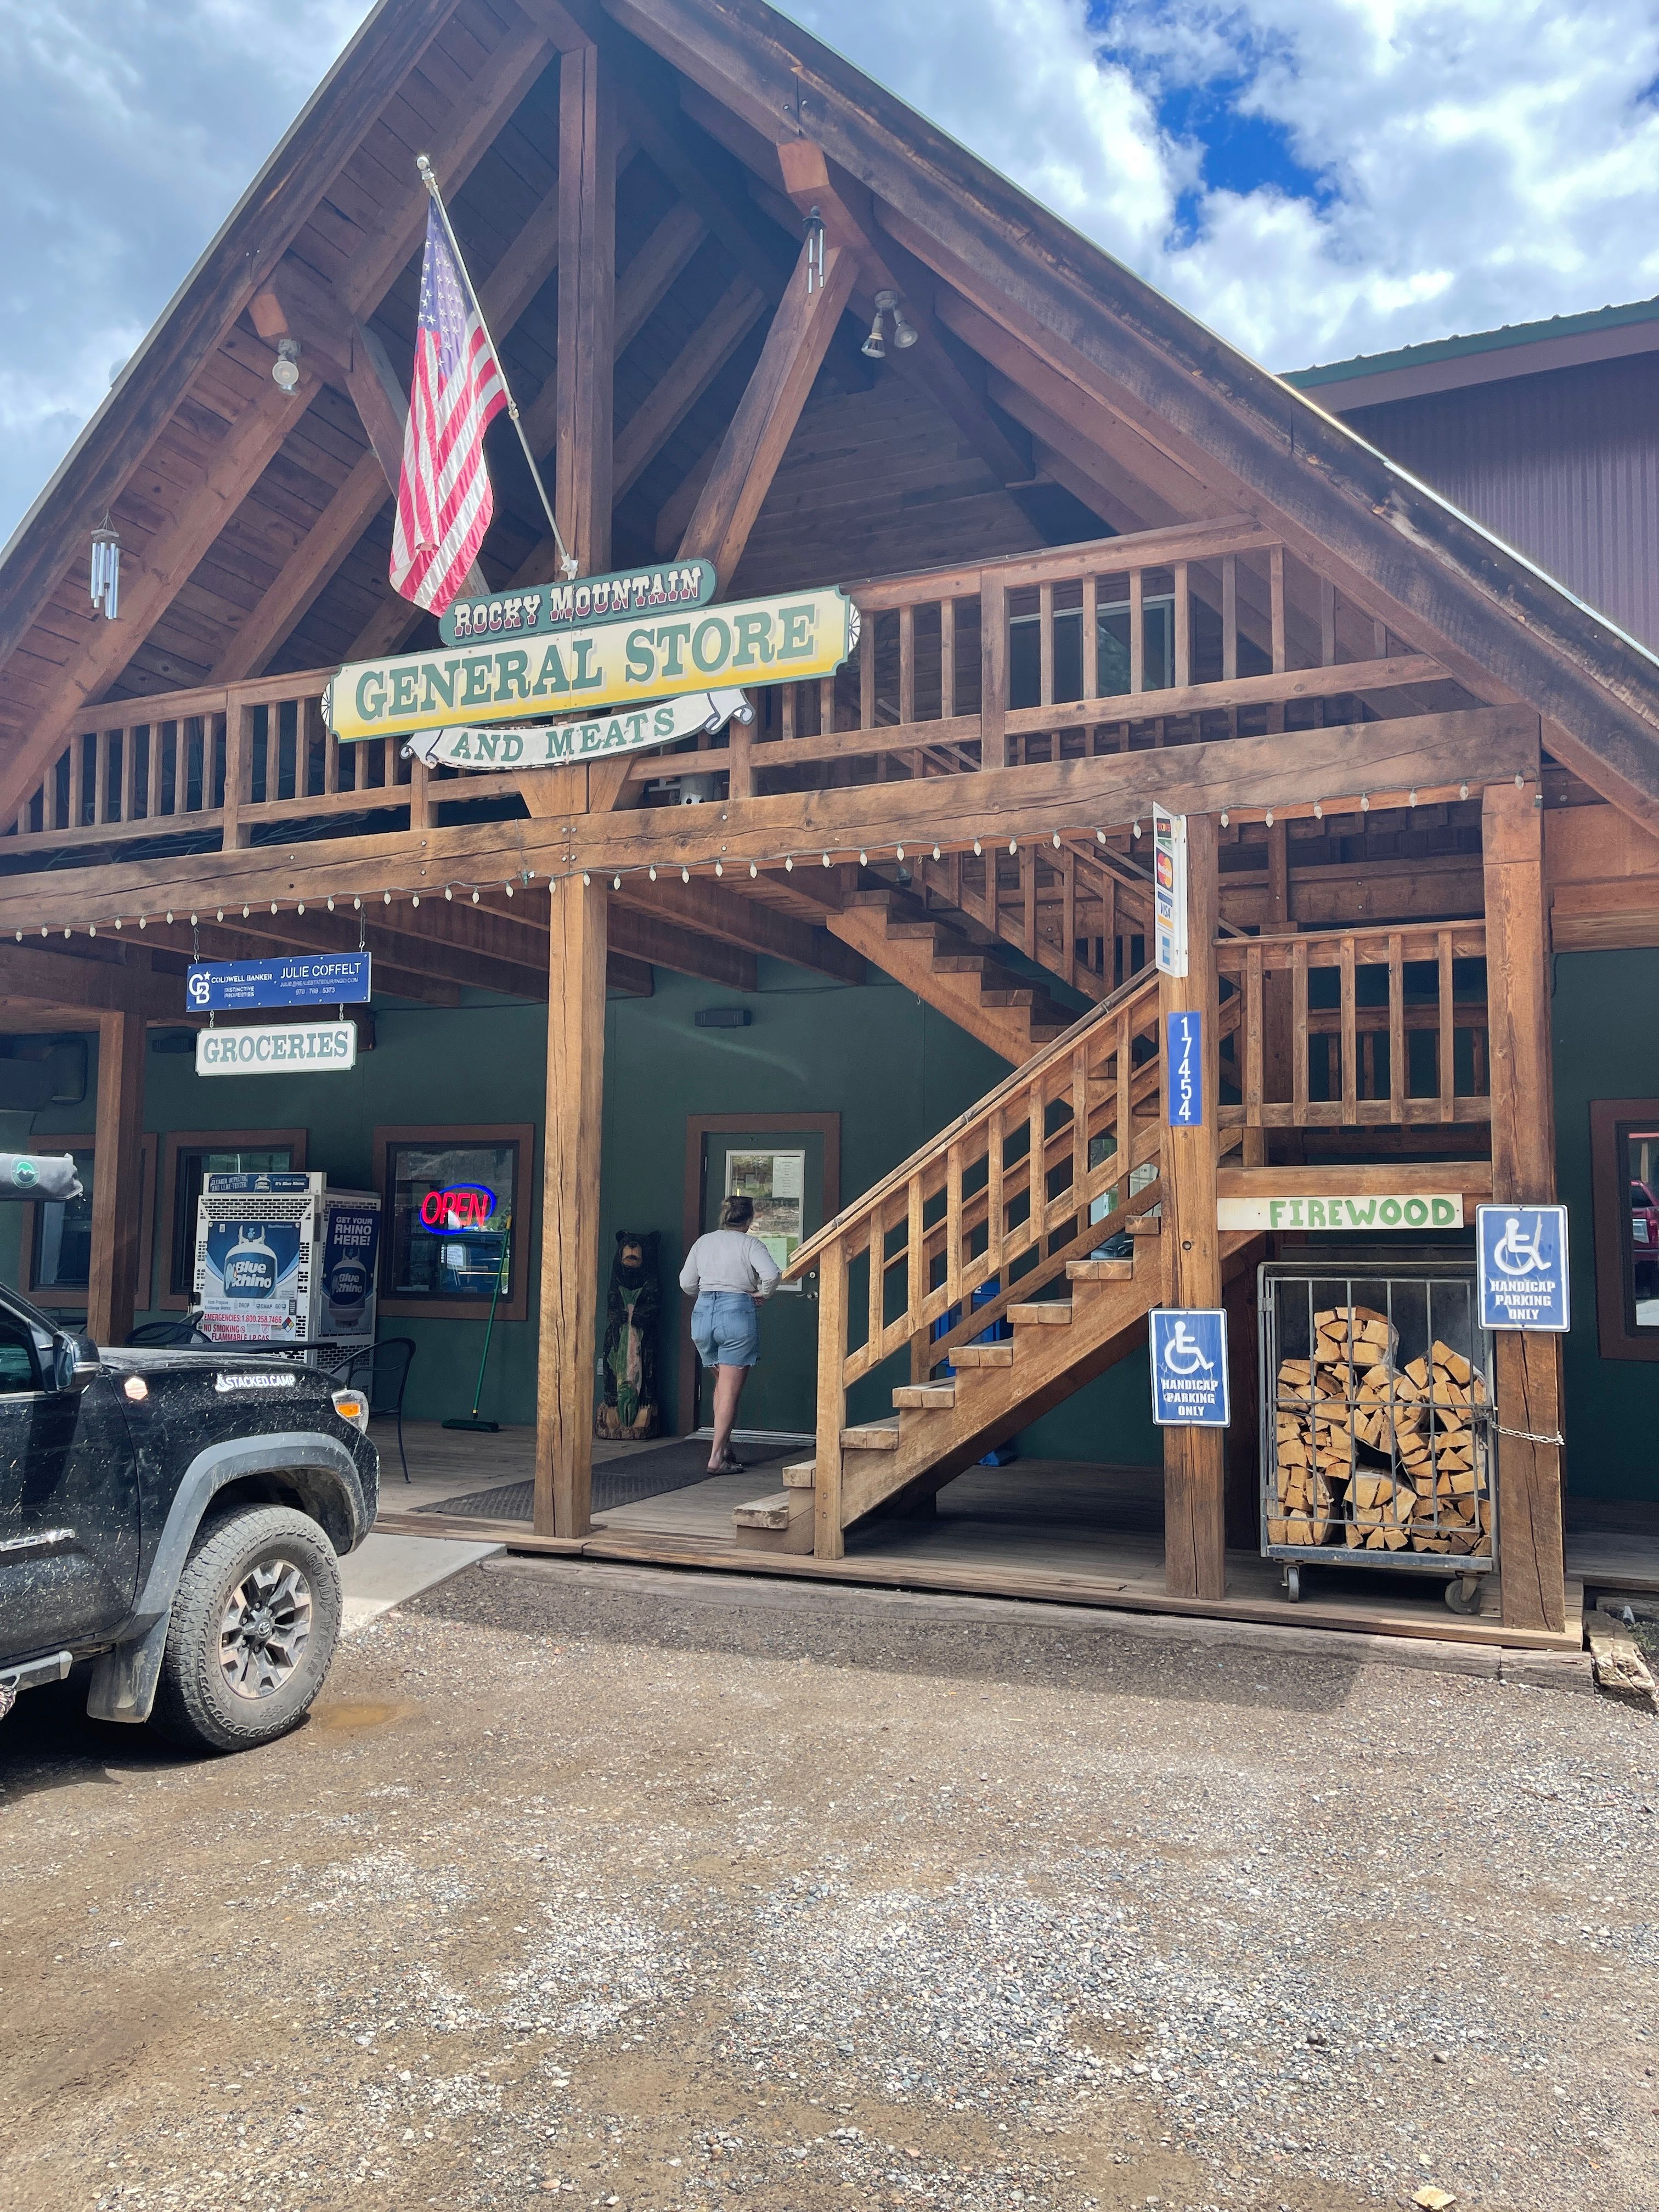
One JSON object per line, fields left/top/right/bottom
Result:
{"left": 443, "top": 1210, "right": 511, "bottom": 1432}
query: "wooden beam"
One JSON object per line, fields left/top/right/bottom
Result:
{"left": 88, "top": 1007, "right": 146, "bottom": 1346}
{"left": 536, "top": 876, "right": 608, "bottom": 1536}
{"left": 0, "top": 0, "right": 466, "bottom": 682}
{"left": 612, "top": 873, "right": 865, "bottom": 980}
{"left": 0, "top": 379, "right": 312, "bottom": 827}
{"left": 0, "top": 941, "right": 181, "bottom": 1020}
{"left": 679, "top": 234, "right": 858, "bottom": 574}
{"left": 1482, "top": 779, "right": 1567, "bottom": 1634}
{"left": 607, "top": 948, "right": 654, "bottom": 996}
{"left": 613, "top": 276, "right": 769, "bottom": 499}
{"left": 774, "top": 140, "right": 1031, "bottom": 488}
{"left": 0, "top": 706, "right": 1543, "bottom": 933}
{"left": 556, "top": 43, "right": 617, "bottom": 575}
{"left": 607, "top": 903, "right": 757, "bottom": 987}
{"left": 1161, "top": 811, "right": 1226, "bottom": 1600}
{"left": 211, "top": 29, "right": 560, "bottom": 684}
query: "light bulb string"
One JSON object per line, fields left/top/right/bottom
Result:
{"left": 3, "top": 780, "right": 1470, "bottom": 940}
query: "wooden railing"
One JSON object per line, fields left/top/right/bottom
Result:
{"left": 897, "top": 841, "right": 1158, "bottom": 1005}
{"left": 7, "top": 669, "right": 523, "bottom": 855}
{"left": 1216, "top": 922, "right": 1490, "bottom": 1128}
{"left": 786, "top": 967, "right": 1170, "bottom": 1407}
{"left": 8, "top": 519, "right": 1448, "bottom": 866}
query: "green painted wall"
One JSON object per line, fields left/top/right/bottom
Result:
{"left": 0, "top": 965, "right": 1162, "bottom": 1463}
{"left": 1552, "top": 946, "right": 1659, "bottom": 1502}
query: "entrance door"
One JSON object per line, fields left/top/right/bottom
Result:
{"left": 684, "top": 1118, "right": 839, "bottom": 1437}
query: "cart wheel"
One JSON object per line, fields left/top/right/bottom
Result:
{"left": 1283, "top": 1564, "right": 1302, "bottom": 1603}
{"left": 1444, "top": 1573, "right": 1482, "bottom": 1616}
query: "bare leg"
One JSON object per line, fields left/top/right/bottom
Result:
{"left": 709, "top": 1363, "right": 749, "bottom": 1470}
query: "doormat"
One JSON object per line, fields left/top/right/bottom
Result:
{"left": 418, "top": 1437, "right": 795, "bottom": 1523}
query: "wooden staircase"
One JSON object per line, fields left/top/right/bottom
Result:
{"left": 733, "top": 1226, "right": 1259, "bottom": 1552}
{"left": 729, "top": 963, "right": 1245, "bottom": 1554}
{"left": 823, "top": 883, "right": 1076, "bottom": 1062}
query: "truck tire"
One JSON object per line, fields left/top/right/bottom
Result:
{"left": 151, "top": 1505, "right": 342, "bottom": 1753}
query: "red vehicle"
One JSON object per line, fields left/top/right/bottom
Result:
{"left": 1630, "top": 1177, "right": 1659, "bottom": 1297}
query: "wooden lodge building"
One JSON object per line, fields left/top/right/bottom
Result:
{"left": 4, "top": 0, "right": 1659, "bottom": 1650}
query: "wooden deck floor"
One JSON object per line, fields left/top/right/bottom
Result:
{"left": 368, "top": 1423, "right": 1637, "bottom": 1651}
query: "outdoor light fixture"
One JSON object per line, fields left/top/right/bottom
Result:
{"left": 862, "top": 289, "right": 916, "bottom": 360}
{"left": 860, "top": 307, "right": 885, "bottom": 362}
{"left": 272, "top": 337, "right": 301, "bottom": 394}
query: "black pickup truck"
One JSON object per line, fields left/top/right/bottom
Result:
{"left": 0, "top": 1269, "right": 378, "bottom": 1753}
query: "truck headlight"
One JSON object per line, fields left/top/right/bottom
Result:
{"left": 331, "top": 1387, "right": 370, "bottom": 1432}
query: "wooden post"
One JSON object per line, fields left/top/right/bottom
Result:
{"left": 87, "top": 1007, "right": 146, "bottom": 1346}
{"left": 1160, "top": 811, "right": 1226, "bottom": 1599}
{"left": 814, "top": 1242, "right": 847, "bottom": 1560}
{"left": 556, "top": 42, "right": 616, "bottom": 575}
{"left": 1482, "top": 778, "right": 1566, "bottom": 1633}
{"left": 534, "top": 873, "right": 608, "bottom": 1538}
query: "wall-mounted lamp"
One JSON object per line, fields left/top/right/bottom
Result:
{"left": 861, "top": 289, "right": 918, "bottom": 360}
{"left": 272, "top": 337, "right": 301, "bottom": 394}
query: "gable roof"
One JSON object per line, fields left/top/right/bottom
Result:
{"left": 5, "top": 0, "right": 1659, "bottom": 838}
{"left": 1285, "top": 295, "right": 1659, "bottom": 413}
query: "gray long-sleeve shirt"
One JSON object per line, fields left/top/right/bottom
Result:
{"left": 679, "top": 1229, "right": 782, "bottom": 1300}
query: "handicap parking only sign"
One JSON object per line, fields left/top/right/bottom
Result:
{"left": 1476, "top": 1204, "right": 1571, "bottom": 1331}
{"left": 1149, "top": 1307, "right": 1230, "bottom": 1426}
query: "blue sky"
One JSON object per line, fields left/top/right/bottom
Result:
{"left": 4, "top": 0, "right": 1658, "bottom": 543}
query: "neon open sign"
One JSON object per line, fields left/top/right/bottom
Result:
{"left": 417, "top": 1183, "right": 497, "bottom": 1233}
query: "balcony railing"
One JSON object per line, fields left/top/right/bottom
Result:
{"left": 7, "top": 520, "right": 1454, "bottom": 869}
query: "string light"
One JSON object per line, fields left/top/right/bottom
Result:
{"left": 297, "top": 902, "right": 306, "bottom": 915}
{"left": 715, "top": 861, "right": 724, "bottom": 876}
{"left": 582, "top": 873, "right": 591, "bottom": 887}
{"left": 471, "top": 890, "right": 479, "bottom": 904}
{"left": 1459, "top": 782, "right": 1469, "bottom": 800}
{"left": 1008, "top": 838, "right": 1017, "bottom": 854}
{"left": 410, "top": 895, "right": 419, "bottom": 908}
{"left": 1264, "top": 810, "right": 1274, "bottom": 828}
{"left": 382, "top": 890, "right": 391, "bottom": 904}
{"left": 859, "top": 850, "right": 868, "bottom": 866}
{"left": 821, "top": 853, "right": 831, "bottom": 867}
{"left": 613, "top": 874, "right": 622, "bottom": 890}
{"left": 784, "top": 856, "right": 793, "bottom": 871}
{"left": 1220, "top": 811, "right": 1228, "bottom": 828}
{"left": 328, "top": 896, "right": 336, "bottom": 911}
{"left": 1312, "top": 802, "right": 1322, "bottom": 821}
{"left": 682, "top": 867, "right": 691, "bottom": 884}
{"left": 749, "top": 861, "right": 758, "bottom": 878}
{"left": 973, "top": 840, "right": 981, "bottom": 856}
{"left": 895, "top": 845, "right": 905, "bottom": 861}
{"left": 1360, "top": 795, "right": 1369, "bottom": 813}
{"left": 1051, "top": 832, "right": 1061, "bottom": 849}
{"left": 932, "top": 845, "right": 940, "bottom": 861}
{"left": 166, "top": 910, "right": 174, "bottom": 924}
{"left": 504, "top": 882, "right": 514, "bottom": 898}
{"left": 1408, "top": 789, "right": 1418, "bottom": 808}
{"left": 648, "top": 865, "right": 658, "bottom": 881}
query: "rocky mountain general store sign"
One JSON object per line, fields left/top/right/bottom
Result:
{"left": 324, "top": 579, "right": 856, "bottom": 749}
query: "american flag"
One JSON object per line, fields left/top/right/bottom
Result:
{"left": 388, "top": 204, "right": 507, "bottom": 613}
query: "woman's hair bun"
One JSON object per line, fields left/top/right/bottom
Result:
{"left": 720, "top": 1193, "right": 755, "bottom": 1228}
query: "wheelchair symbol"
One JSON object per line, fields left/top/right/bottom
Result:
{"left": 1161, "top": 1319, "right": 1215, "bottom": 1375}
{"left": 1491, "top": 1212, "right": 1549, "bottom": 1277}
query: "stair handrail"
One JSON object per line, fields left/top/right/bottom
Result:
{"left": 783, "top": 959, "right": 1163, "bottom": 1282}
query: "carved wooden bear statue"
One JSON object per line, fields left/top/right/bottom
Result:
{"left": 596, "top": 1228, "right": 661, "bottom": 1440}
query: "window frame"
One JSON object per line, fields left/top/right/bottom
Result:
{"left": 1589, "top": 1098, "right": 1659, "bottom": 1362}
{"left": 157, "top": 1128, "right": 309, "bottom": 1309}
{"left": 18, "top": 1133, "right": 157, "bottom": 1312}
{"left": 374, "top": 1123, "right": 534, "bottom": 1322}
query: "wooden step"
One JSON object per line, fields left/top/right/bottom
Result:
{"left": 1009, "top": 1301, "right": 1073, "bottom": 1326}
{"left": 951, "top": 1342, "right": 1015, "bottom": 1368}
{"left": 892, "top": 1382, "right": 956, "bottom": 1410}
{"left": 781, "top": 1458, "right": 816, "bottom": 1488}
{"left": 1068, "top": 1257, "right": 1135, "bottom": 1282}
{"left": 842, "top": 1419, "right": 900, "bottom": 1450}
{"left": 732, "top": 1487, "right": 814, "bottom": 1555}
{"left": 978, "top": 986, "right": 1039, "bottom": 1008}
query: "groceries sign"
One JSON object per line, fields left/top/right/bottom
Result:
{"left": 325, "top": 578, "right": 857, "bottom": 746}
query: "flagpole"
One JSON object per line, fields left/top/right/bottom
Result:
{"left": 416, "top": 154, "right": 580, "bottom": 579}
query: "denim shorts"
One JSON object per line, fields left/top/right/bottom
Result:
{"left": 692, "top": 1290, "right": 761, "bottom": 1368}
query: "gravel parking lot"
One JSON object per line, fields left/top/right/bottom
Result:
{"left": 2, "top": 1555, "right": 1655, "bottom": 2212}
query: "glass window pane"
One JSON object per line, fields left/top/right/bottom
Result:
{"left": 388, "top": 1141, "right": 517, "bottom": 1301}
{"left": 0, "top": 1308, "right": 42, "bottom": 1392}
{"left": 1095, "top": 596, "right": 1174, "bottom": 697}
{"left": 34, "top": 1150, "right": 93, "bottom": 1290}
{"left": 1626, "top": 1128, "right": 1659, "bottom": 1329}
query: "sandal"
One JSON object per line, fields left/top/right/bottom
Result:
{"left": 710, "top": 1451, "right": 746, "bottom": 1474}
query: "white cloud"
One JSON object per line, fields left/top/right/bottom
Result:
{"left": 3, "top": 0, "right": 1658, "bottom": 541}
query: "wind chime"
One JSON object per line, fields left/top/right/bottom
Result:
{"left": 89, "top": 518, "right": 121, "bottom": 620}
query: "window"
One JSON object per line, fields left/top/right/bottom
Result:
{"left": 374, "top": 1125, "right": 533, "bottom": 1322}
{"left": 1008, "top": 597, "right": 1175, "bottom": 711}
{"left": 0, "top": 1308, "right": 43, "bottom": 1394}
{"left": 1591, "top": 1101, "right": 1659, "bottom": 1361}
{"left": 158, "top": 1131, "right": 306, "bottom": 1308}
{"left": 19, "top": 1136, "right": 157, "bottom": 1312}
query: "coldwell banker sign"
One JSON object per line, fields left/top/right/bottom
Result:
{"left": 324, "top": 582, "right": 857, "bottom": 749}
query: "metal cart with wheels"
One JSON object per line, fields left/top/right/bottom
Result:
{"left": 1259, "top": 1260, "right": 1496, "bottom": 1610}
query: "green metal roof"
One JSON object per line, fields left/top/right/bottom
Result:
{"left": 1285, "top": 295, "right": 1659, "bottom": 389}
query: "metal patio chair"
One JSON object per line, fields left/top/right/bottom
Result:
{"left": 343, "top": 1338, "right": 417, "bottom": 1483}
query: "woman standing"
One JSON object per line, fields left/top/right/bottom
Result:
{"left": 680, "top": 1194, "right": 781, "bottom": 1473}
